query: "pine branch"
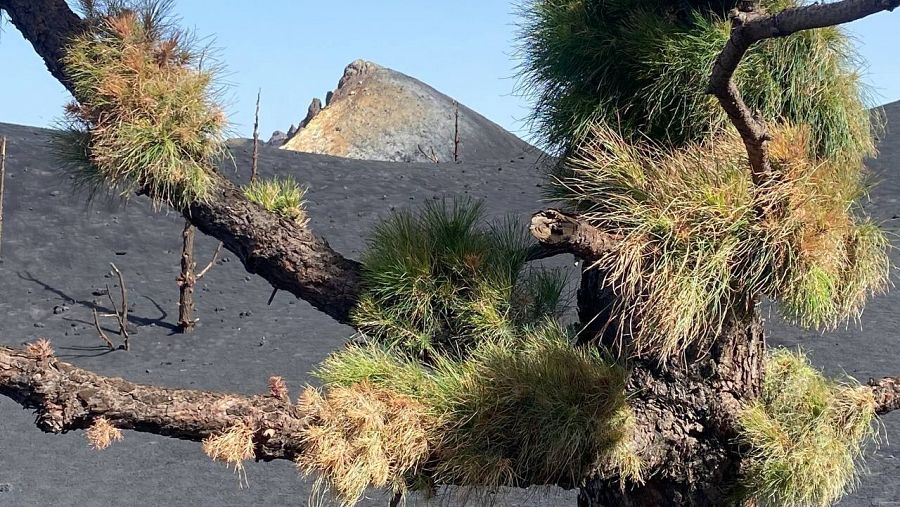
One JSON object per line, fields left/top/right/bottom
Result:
{"left": 707, "top": 0, "right": 900, "bottom": 184}
{"left": 0, "top": 344, "right": 306, "bottom": 461}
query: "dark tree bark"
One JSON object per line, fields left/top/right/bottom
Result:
{"left": 0, "top": 344, "right": 306, "bottom": 461}
{"left": 177, "top": 220, "right": 197, "bottom": 333}
{"left": 0, "top": 0, "right": 85, "bottom": 94}
{"left": 177, "top": 222, "right": 222, "bottom": 333}
{"left": 529, "top": 209, "right": 768, "bottom": 503}
{"left": 2, "top": 1, "right": 899, "bottom": 505}
{"left": 578, "top": 306, "right": 765, "bottom": 506}
{"left": 185, "top": 173, "right": 362, "bottom": 324}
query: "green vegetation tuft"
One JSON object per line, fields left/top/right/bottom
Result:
{"left": 738, "top": 349, "right": 877, "bottom": 507}
{"left": 59, "top": 0, "right": 226, "bottom": 209}
{"left": 552, "top": 124, "right": 889, "bottom": 359}
{"left": 314, "top": 320, "right": 641, "bottom": 499}
{"left": 353, "top": 198, "right": 567, "bottom": 358}
{"left": 517, "top": 0, "right": 877, "bottom": 162}
{"left": 242, "top": 176, "right": 309, "bottom": 225}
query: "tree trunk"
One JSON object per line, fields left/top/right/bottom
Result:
{"left": 177, "top": 220, "right": 196, "bottom": 333}
{"left": 576, "top": 277, "right": 765, "bottom": 506}
{"left": 574, "top": 267, "right": 618, "bottom": 347}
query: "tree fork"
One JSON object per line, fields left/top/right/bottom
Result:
{"left": 707, "top": 0, "right": 900, "bottom": 184}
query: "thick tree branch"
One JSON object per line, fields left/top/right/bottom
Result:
{"left": 0, "top": 344, "right": 307, "bottom": 461}
{"left": 0, "top": 0, "right": 363, "bottom": 326}
{"left": 707, "top": 0, "right": 900, "bottom": 184}
{"left": 0, "top": 342, "right": 624, "bottom": 489}
{"left": 187, "top": 174, "right": 362, "bottom": 324}
{"left": 529, "top": 209, "right": 621, "bottom": 261}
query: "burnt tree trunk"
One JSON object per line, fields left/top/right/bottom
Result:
{"left": 575, "top": 273, "right": 765, "bottom": 506}
{"left": 177, "top": 220, "right": 196, "bottom": 333}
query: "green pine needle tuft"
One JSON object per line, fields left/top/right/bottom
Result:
{"left": 553, "top": 124, "right": 889, "bottom": 359}
{"left": 243, "top": 176, "right": 309, "bottom": 225}
{"left": 58, "top": 0, "right": 226, "bottom": 209}
{"left": 738, "top": 349, "right": 877, "bottom": 507}
{"left": 516, "top": 0, "right": 877, "bottom": 162}
{"left": 353, "top": 198, "right": 568, "bottom": 359}
{"left": 315, "top": 320, "right": 641, "bottom": 494}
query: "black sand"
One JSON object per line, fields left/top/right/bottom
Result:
{"left": 0, "top": 103, "right": 899, "bottom": 505}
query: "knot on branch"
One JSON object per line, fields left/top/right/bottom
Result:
{"left": 530, "top": 209, "right": 621, "bottom": 261}
{"left": 530, "top": 209, "right": 578, "bottom": 245}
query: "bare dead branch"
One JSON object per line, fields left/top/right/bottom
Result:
{"left": 92, "top": 309, "right": 115, "bottom": 350}
{"left": 106, "top": 263, "right": 129, "bottom": 349}
{"left": 251, "top": 88, "right": 260, "bottom": 182}
{"left": 0, "top": 344, "right": 307, "bottom": 460}
{"left": 707, "top": 0, "right": 900, "bottom": 184}
{"left": 177, "top": 218, "right": 220, "bottom": 333}
{"left": 0, "top": 136, "right": 6, "bottom": 257}
{"left": 196, "top": 241, "right": 223, "bottom": 281}
{"left": 453, "top": 101, "right": 460, "bottom": 162}
{"left": 529, "top": 209, "right": 622, "bottom": 261}
{"left": 177, "top": 220, "right": 197, "bottom": 333}
{"left": 417, "top": 144, "right": 440, "bottom": 164}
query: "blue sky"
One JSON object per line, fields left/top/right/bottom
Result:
{"left": 1, "top": 1, "right": 897, "bottom": 144}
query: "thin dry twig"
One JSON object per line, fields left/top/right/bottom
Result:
{"left": 251, "top": 88, "right": 261, "bottom": 182}
{"left": 453, "top": 101, "right": 460, "bottom": 162}
{"left": 92, "top": 308, "right": 115, "bottom": 350}
{"left": 417, "top": 144, "right": 440, "bottom": 164}
{"left": 0, "top": 136, "right": 6, "bottom": 257}
{"left": 196, "top": 242, "right": 223, "bottom": 280}
{"left": 108, "top": 263, "right": 129, "bottom": 350}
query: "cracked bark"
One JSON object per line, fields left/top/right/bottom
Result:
{"left": 185, "top": 173, "right": 362, "bottom": 324}
{"left": 529, "top": 209, "right": 767, "bottom": 504}
{"left": 0, "top": 345, "right": 307, "bottom": 461}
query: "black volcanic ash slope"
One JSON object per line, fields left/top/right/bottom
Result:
{"left": 0, "top": 101, "right": 899, "bottom": 506}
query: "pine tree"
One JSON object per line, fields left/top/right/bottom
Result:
{"left": 1, "top": 0, "right": 899, "bottom": 505}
